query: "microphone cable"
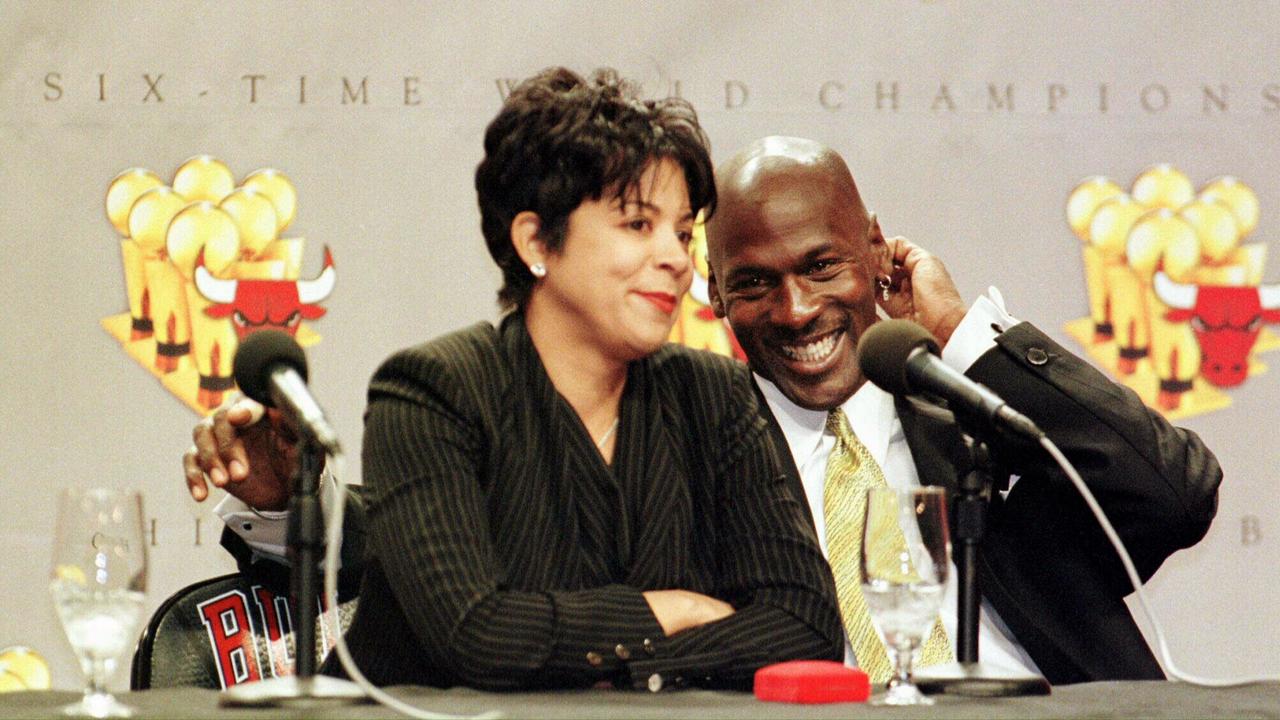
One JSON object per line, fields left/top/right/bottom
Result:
{"left": 1040, "top": 436, "right": 1275, "bottom": 687}
{"left": 322, "top": 453, "right": 503, "bottom": 720}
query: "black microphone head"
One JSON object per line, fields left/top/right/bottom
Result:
{"left": 232, "top": 329, "right": 308, "bottom": 407}
{"left": 857, "top": 319, "right": 940, "bottom": 395}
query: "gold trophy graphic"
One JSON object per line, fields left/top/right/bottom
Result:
{"left": 667, "top": 213, "right": 744, "bottom": 361}
{"left": 1065, "top": 165, "right": 1278, "bottom": 419}
{"left": 102, "top": 156, "right": 332, "bottom": 414}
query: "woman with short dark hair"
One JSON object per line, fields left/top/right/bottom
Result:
{"left": 476, "top": 67, "right": 716, "bottom": 311}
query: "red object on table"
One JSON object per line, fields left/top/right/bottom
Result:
{"left": 753, "top": 660, "right": 871, "bottom": 704}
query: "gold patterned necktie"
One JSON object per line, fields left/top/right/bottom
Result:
{"left": 822, "top": 408, "right": 952, "bottom": 682}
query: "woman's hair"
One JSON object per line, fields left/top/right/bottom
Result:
{"left": 475, "top": 67, "right": 716, "bottom": 310}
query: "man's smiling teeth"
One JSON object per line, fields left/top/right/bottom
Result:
{"left": 781, "top": 332, "right": 841, "bottom": 363}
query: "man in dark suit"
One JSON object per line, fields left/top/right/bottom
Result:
{"left": 702, "top": 136, "right": 1222, "bottom": 685}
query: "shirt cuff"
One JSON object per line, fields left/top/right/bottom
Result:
{"left": 213, "top": 464, "right": 339, "bottom": 560}
{"left": 941, "top": 286, "right": 1019, "bottom": 373}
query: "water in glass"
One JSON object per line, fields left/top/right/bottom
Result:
{"left": 49, "top": 488, "right": 147, "bottom": 718}
{"left": 860, "top": 486, "right": 950, "bottom": 706}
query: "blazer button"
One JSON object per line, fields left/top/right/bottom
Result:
{"left": 585, "top": 651, "right": 603, "bottom": 667}
{"left": 614, "top": 643, "right": 631, "bottom": 660}
{"left": 642, "top": 638, "right": 656, "bottom": 656}
{"left": 1026, "top": 347, "right": 1050, "bottom": 366}
{"left": 647, "top": 673, "right": 664, "bottom": 692}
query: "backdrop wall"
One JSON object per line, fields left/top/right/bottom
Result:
{"left": 2, "top": 0, "right": 1275, "bottom": 689}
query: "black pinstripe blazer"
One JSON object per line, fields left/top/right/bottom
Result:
{"left": 331, "top": 313, "right": 842, "bottom": 690}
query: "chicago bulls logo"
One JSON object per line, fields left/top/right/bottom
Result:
{"left": 195, "top": 246, "right": 336, "bottom": 339}
{"left": 1064, "top": 166, "right": 1280, "bottom": 419}
{"left": 1153, "top": 272, "right": 1280, "bottom": 387}
{"left": 101, "top": 157, "right": 335, "bottom": 414}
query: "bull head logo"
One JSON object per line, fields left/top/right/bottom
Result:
{"left": 195, "top": 246, "right": 336, "bottom": 338}
{"left": 1153, "top": 271, "right": 1280, "bottom": 387}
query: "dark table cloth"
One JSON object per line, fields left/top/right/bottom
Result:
{"left": 3, "top": 682, "right": 1278, "bottom": 719}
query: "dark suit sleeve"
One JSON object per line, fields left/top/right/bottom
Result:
{"left": 969, "top": 322, "right": 1222, "bottom": 594}
{"left": 624, "top": 365, "right": 843, "bottom": 688}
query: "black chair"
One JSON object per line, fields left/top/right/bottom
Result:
{"left": 131, "top": 573, "right": 357, "bottom": 690}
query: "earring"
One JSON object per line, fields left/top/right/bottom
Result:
{"left": 875, "top": 276, "right": 891, "bottom": 301}
{"left": 529, "top": 262, "right": 546, "bottom": 279}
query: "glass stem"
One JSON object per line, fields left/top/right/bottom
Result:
{"left": 87, "top": 657, "right": 109, "bottom": 697}
{"left": 891, "top": 640, "right": 915, "bottom": 688}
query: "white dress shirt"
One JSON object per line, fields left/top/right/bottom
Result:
{"left": 756, "top": 290, "right": 1042, "bottom": 675}
{"left": 215, "top": 465, "right": 339, "bottom": 560}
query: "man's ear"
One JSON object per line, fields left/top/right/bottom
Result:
{"left": 868, "top": 212, "right": 885, "bottom": 246}
{"left": 867, "top": 212, "right": 893, "bottom": 275}
{"left": 510, "top": 210, "right": 547, "bottom": 270}
{"left": 707, "top": 270, "right": 727, "bottom": 318}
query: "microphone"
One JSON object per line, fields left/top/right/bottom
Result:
{"left": 857, "top": 319, "right": 1043, "bottom": 440}
{"left": 232, "top": 329, "right": 343, "bottom": 455}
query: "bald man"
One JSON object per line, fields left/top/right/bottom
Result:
{"left": 703, "top": 136, "right": 1221, "bottom": 685}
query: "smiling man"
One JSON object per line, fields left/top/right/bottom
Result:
{"left": 706, "top": 136, "right": 967, "bottom": 409}
{"left": 703, "top": 136, "right": 1222, "bottom": 685}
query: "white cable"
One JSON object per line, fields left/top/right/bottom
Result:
{"left": 322, "top": 453, "right": 503, "bottom": 720}
{"left": 1039, "top": 436, "right": 1274, "bottom": 687}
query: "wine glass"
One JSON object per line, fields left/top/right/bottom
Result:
{"left": 49, "top": 489, "right": 147, "bottom": 718}
{"left": 860, "top": 486, "right": 950, "bottom": 706}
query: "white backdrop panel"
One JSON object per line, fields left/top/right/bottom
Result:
{"left": 1, "top": 0, "right": 1275, "bottom": 689}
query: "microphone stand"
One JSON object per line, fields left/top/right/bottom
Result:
{"left": 914, "top": 433, "right": 1050, "bottom": 697}
{"left": 222, "top": 433, "right": 364, "bottom": 707}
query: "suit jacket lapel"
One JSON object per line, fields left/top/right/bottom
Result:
{"left": 752, "top": 379, "right": 815, "bottom": 531}
{"left": 618, "top": 360, "right": 692, "bottom": 588}
{"left": 502, "top": 315, "right": 624, "bottom": 587}
{"left": 894, "top": 395, "right": 967, "bottom": 495}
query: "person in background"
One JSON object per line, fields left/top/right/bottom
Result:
{"left": 703, "top": 135, "right": 1221, "bottom": 684}
{"left": 183, "top": 71, "right": 841, "bottom": 691}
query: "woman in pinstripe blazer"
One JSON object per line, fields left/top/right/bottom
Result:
{"left": 190, "top": 67, "right": 842, "bottom": 690}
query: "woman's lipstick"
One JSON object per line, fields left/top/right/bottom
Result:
{"left": 638, "top": 292, "right": 677, "bottom": 315}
